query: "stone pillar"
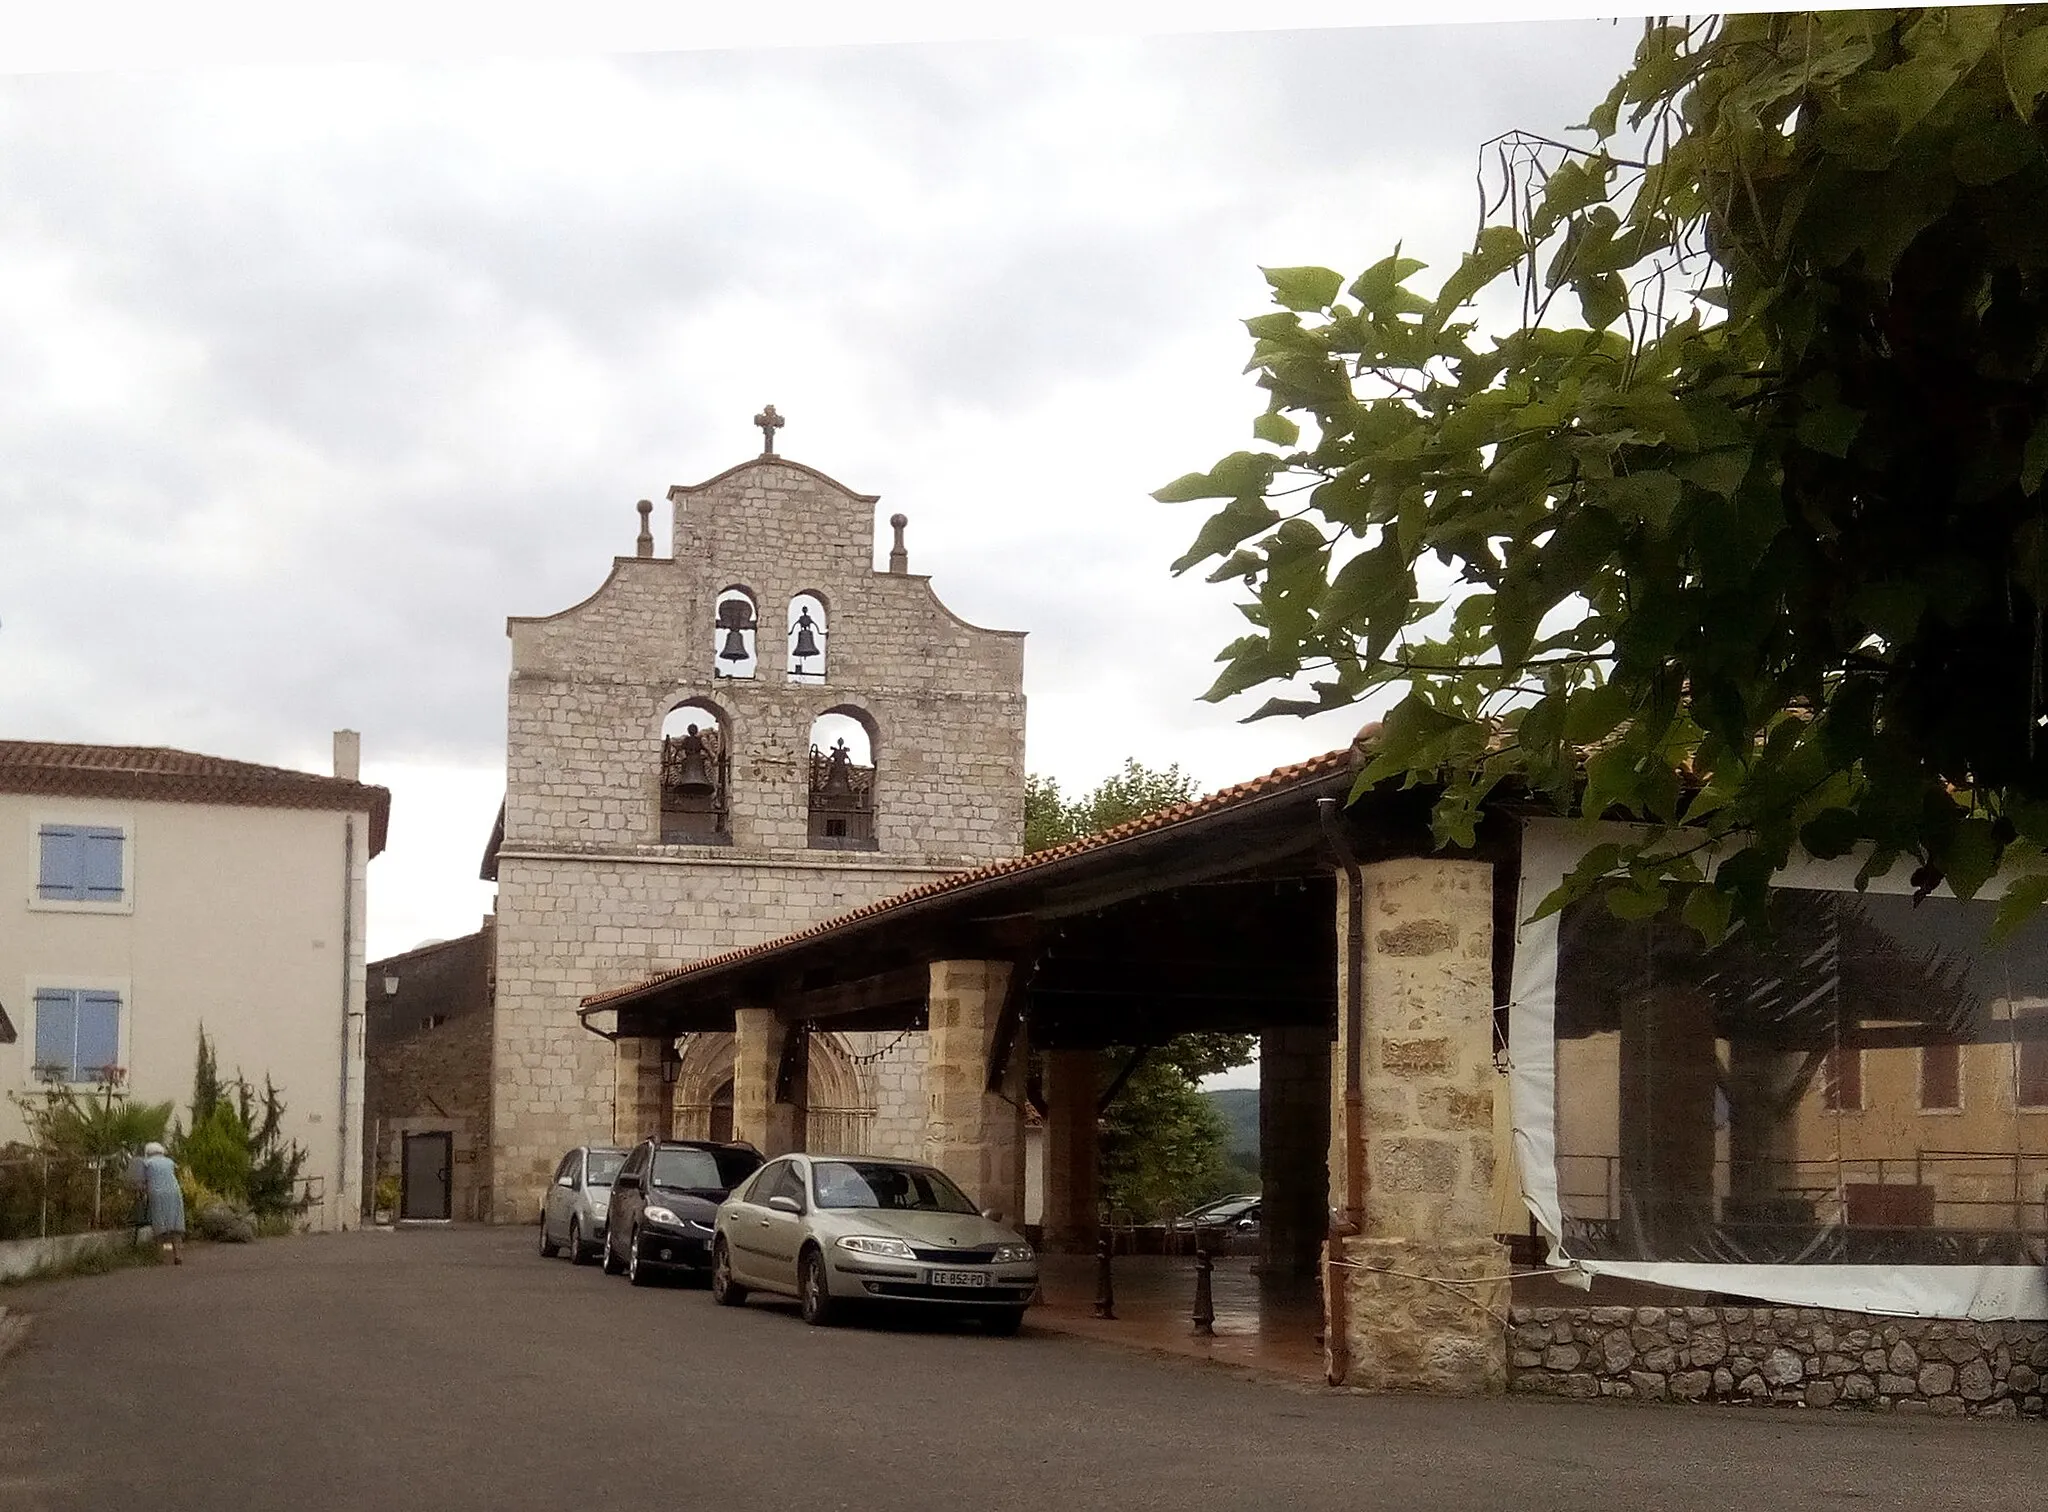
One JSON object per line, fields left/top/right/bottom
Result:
{"left": 1259, "top": 1025, "right": 1330, "bottom": 1291}
{"left": 1328, "top": 858, "right": 1508, "bottom": 1395}
{"left": 613, "top": 1038, "right": 671, "bottom": 1146}
{"left": 734, "top": 1008, "right": 803, "bottom": 1157}
{"left": 923, "top": 960, "right": 1026, "bottom": 1225}
{"left": 1041, "top": 1049, "right": 1098, "bottom": 1252}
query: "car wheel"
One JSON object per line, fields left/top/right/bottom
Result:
{"left": 538, "top": 1215, "right": 560, "bottom": 1258}
{"left": 627, "top": 1227, "right": 654, "bottom": 1287}
{"left": 798, "top": 1246, "right": 837, "bottom": 1327}
{"left": 601, "top": 1228, "right": 624, "bottom": 1275}
{"left": 711, "top": 1237, "right": 748, "bottom": 1307}
{"left": 982, "top": 1307, "right": 1027, "bottom": 1337}
{"left": 567, "top": 1217, "right": 588, "bottom": 1265}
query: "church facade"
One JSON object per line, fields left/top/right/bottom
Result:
{"left": 484, "top": 423, "right": 1026, "bottom": 1222}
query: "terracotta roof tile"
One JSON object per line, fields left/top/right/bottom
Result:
{"left": 0, "top": 740, "right": 391, "bottom": 856}
{"left": 583, "top": 742, "right": 1362, "bottom": 1009}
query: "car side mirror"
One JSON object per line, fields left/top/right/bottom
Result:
{"left": 555, "top": 1175, "right": 575, "bottom": 1188}
{"left": 615, "top": 1173, "right": 640, "bottom": 1191}
{"left": 1237, "top": 1217, "right": 1255, "bottom": 1230}
{"left": 980, "top": 1208, "right": 1003, "bottom": 1223}
{"left": 768, "top": 1195, "right": 802, "bottom": 1215}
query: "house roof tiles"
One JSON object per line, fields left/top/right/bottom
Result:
{"left": 0, "top": 740, "right": 391, "bottom": 855}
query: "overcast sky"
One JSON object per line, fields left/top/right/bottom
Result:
{"left": 0, "top": 19, "right": 1642, "bottom": 969}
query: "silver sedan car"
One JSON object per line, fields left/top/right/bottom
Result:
{"left": 711, "top": 1154, "right": 1037, "bottom": 1333}
{"left": 538, "top": 1144, "right": 627, "bottom": 1264}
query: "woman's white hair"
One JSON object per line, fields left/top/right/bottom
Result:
{"left": 143, "top": 1141, "right": 166, "bottom": 1157}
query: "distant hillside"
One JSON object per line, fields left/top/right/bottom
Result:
{"left": 1202, "top": 1088, "right": 1259, "bottom": 1161}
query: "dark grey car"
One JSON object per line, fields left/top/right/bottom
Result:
{"left": 539, "top": 1145, "right": 627, "bottom": 1264}
{"left": 602, "top": 1139, "right": 763, "bottom": 1286}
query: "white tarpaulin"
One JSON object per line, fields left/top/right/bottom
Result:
{"left": 1510, "top": 817, "right": 2048, "bottom": 1320}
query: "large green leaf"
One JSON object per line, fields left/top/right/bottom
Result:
{"left": 1263, "top": 266, "right": 1344, "bottom": 314}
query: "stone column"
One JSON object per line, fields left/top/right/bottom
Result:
{"left": 612, "top": 1037, "right": 671, "bottom": 1146}
{"left": 1259, "top": 1025, "right": 1331, "bottom": 1292}
{"left": 734, "top": 1008, "right": 803, "bottom": 1157}
{"left": 1041, "top": 1049, "right": 1098, "bottom": 1252}
{"left": 923, "top": 960, "right": 1026, "bottom": 1225}
{"left": 1328, "top": 858, "right": 1509, "bottom": 1394}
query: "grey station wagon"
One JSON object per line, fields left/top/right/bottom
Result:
{"left": 538, "top": 1145, "right": 627, "bottom": 1264}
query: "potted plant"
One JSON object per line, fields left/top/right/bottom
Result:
{"left": 373, "top": 1174, "right": 400, "bottom": 1226}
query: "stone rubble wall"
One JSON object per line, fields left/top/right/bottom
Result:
{"left": 1510, "top": 1304, "right": 2048, "bottom": 1418}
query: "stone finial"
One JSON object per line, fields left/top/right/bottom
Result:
{"left": 888, "top": 513, "right": 909, "bottom": 574}
{"left": 635, "top": 499, "right": 654, "bottom": 558}
{"left": 755, "top": 404, "right": 786, "bottom": 455}
{"left": 333, "top": 729, "right": 361, "bottom": 782}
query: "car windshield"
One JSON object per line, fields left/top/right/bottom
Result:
{"left": 585, "top": 1151, "right": 626, "bottom": 1186}
{"left": 810, "top": 1160, "right": 979, "bottom": 1214}
{"left": 651, "top": 1147, "right": 757, "bottom": 1192}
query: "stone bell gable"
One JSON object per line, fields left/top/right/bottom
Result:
{"left": 503, "top": 454, "right": 1026, "bottom": 861}
{"left": 487, "top": 422, "right": 1027, "bottom": 1222}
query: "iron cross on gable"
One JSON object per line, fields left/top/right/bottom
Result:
{"left": 754, "top": 404, "right": 786, "bottom": 455}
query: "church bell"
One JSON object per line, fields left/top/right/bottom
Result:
{"left": 672, "top": 726, "right": 717, "bottom": 798}
{"left": 717, "top": 598, "right": 756, "bottom": 663}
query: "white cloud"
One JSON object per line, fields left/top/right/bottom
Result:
{"left": 0, "top": 22, "right": 1640, "bottom": 956}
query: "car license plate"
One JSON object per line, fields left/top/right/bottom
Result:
{"left": 929, "top": 1269, "right": 989, "bottom": 1288}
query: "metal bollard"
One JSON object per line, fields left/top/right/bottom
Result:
{"left": 1093, "top": 1235, "right": 1116, "bottom": 1319}
{"left": 1192, "top": 1243, "right": 1215, "bottom": 1336}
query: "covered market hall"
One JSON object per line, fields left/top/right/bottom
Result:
{"left": 578, "top": 734, "right": 2048, "bottom": 1401}
{"left": 579, "top": 739, "right": 1523, "bottom": 1391}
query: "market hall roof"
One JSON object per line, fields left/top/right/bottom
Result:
{"left": 0, "top": 740, "right": 391, "bottom": 856}
{"left": 573, "top": 739, "right": 1481, "bottom": 1047}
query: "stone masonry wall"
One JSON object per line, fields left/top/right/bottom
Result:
{"left": 491, "top": 852, "right": 954, "bottom": 1218}
{"left": 490, "top": 452, "right": 1026, "bottom": 1222}
{"left": 1510, "top": 1304, "right": 2048, "bottom": 1418}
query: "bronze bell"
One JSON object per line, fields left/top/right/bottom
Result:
{"left": 791, "top": 606, "right": 822, "bottom": 664}
{"left": 672, "top": 725, "right": 716, "bottom": 797}
{"left": 819, "top": 738, "right": 856, "bottom": 801}
{"left": 717, "top": 598, "right": 756, "bottom": 663}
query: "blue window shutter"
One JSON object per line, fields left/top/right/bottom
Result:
{"left": 38, "top": 827, "right": 85, "bottom": 900}
{"left": 33, "top": 989, "right": 77, "bottom": 1080}
{"left": 75, "top": 993, "right": 121, "bottom": 1079}
{"left": 82, "top": 829, "right": 124, "bottom": 900}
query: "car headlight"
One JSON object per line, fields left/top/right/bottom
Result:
{"left": 993, "top": 1243, "right": 1035, "bottom": 1264}
{"left": 837, "top": 1235, "right": 917, "bottom": 1260}
{"left": 643, "top": 1205, "right": 682, "bottom": 1227}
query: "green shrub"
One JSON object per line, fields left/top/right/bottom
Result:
{"left": 176, "top": 1100, "right": 252, "bottom": 1203}
{"left": 167, "top": 1028, "right": 310, "bottom": 1221}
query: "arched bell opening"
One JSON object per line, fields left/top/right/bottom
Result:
{"left": 713, "top": 586, "right": 759, "bottom": 679}
{"left": 660, "top": 700, "right": 732, "bottom": 844}
{"left": 808, "top": 707, "right": 878, "bottom": 851}
{"left": 787, "top": 592, "right": 828, "bottom": 684}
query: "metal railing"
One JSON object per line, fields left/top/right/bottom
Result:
{"left": 1556, "top": 1150, "right": 2048, "bottom": 1264}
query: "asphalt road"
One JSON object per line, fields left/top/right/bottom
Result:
{"left": 0, "top": 1226, "right": 2037, "bottom": 1511}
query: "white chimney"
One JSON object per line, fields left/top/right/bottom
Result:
{"left": 333, "top": 729, "right": 361, "bottom": 782}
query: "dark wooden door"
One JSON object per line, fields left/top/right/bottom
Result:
{"left": 401, "top": 1132, "right": 453, "bottom": 1221}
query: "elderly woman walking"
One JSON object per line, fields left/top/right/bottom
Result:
{"left": 133, "top": 1141, "right": 186, "bottom": 1265}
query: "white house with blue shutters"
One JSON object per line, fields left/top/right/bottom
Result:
{"left": 0, "top": 734, "right": 389, "bottom": 1231}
